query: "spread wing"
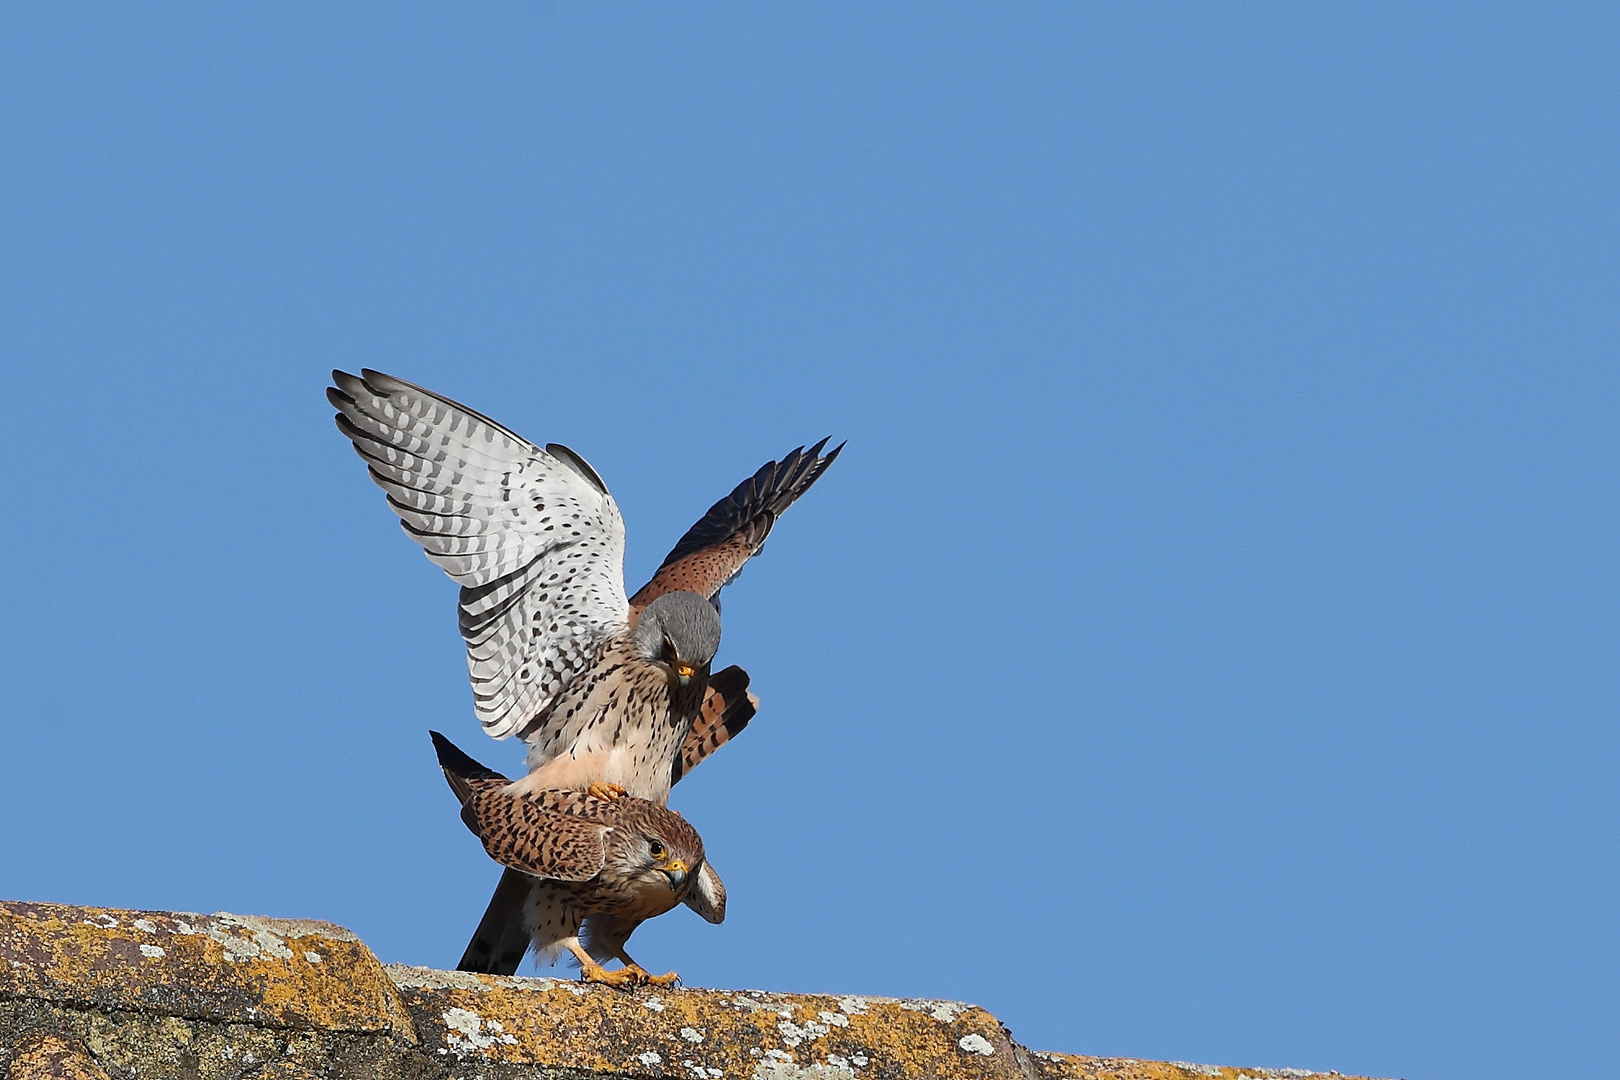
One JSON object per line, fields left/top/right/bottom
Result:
{"left": 462, "top": 785, "right": 615, "bottom": 881}
{"left": 329, "top": 369, "right": 630, "bottom": 740}
{"left": 628, "top": 438, "right": 842, "bottom": 617}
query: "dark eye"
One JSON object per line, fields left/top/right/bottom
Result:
{"left": 648, "top": 839, "right": 666, "bottom": 859}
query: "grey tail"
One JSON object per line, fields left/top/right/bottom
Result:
{"left": 457, "top": 867, "right": 533, "bottom": 975}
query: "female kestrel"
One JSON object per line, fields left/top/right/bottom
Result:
{"left": 432, "top": 731, "right": 710, "bottom": 988}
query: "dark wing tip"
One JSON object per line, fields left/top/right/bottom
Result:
{"left": 708, "top": 666, "right": 755, "bottom": 738}
{"left": 656, "top": 438, "right": 844, "bottom": 570}
{"left": 327, "top": 369, "right": 541, "bottom": 466}
{"left": 356, "top": 367, "right": 443, "bottom": 400}
{"left": 709, "top": 663, "right": 751, "bottom": 694}
{"left": 545, "top": 442, "right": 609, "bottom": 495}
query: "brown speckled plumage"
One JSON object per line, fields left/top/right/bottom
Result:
{"left": 434, "top": 733, "right": 706, "bottom": 982}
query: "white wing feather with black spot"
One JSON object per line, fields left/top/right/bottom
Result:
{"left": 329, "top": 369, "right": 630, "bottom": 740}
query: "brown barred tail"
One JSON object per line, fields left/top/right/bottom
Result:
{"left": 457, "top": 867, "right": 533, "bottom": 975}
{"left": 671, "top": 665, "right": 757, "bottom": 786}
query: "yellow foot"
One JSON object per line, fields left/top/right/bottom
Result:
{"left": 613, "top": 963, "right": 679, "bottom": 988}
{"left": 578, "top": 959, "right": 645, "bottom": 989}
{"left": 587, "top": 782, "right": 627, "bottom": 801}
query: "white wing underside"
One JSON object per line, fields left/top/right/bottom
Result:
{"left": 331, "top": 370, "right": 629, "bottom": 740}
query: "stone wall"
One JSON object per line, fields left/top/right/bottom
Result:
{"left": 0, "top": 901, "right": 1385, "bottom": 1080}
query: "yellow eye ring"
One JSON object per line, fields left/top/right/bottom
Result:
{"left": 648, "top": 839, "right": 667, "bottom": 859}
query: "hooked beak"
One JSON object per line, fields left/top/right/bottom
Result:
{"left": 660, "top": 860, "right": 689, "bottom": 890}
{"left": 674, "top": 664, "right": 695, "bottom": 686}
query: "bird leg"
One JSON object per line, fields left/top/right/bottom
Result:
{"left": 610, "top": 945, "right": 680, "bottom": 988}
{"left": 586, "top": 781, "right": 626, "bottom": 801}
{"left": 565, "top": 942, "right": 645, "bottom": 988}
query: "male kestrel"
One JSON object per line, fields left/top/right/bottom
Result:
{"left": 433, "top": 731, "right": 710, "bottom": 987}
{"left": 327, "top": 369, "right": 838, "bottom": 972}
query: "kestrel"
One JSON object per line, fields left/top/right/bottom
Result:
{"left": 433, "top": 731, "right": 710, "bottom": 988}
{"left": 328, "top": 369, "right": 838, "bottom": 972}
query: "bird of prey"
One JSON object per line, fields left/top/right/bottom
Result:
{"left": 432, "top": 731, "right": 711, "bottom": 988}
{"left": 327, "top": 368, "right": 839, "bottom": 973}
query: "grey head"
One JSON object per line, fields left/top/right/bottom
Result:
{"left": 631, "top": 591, "right": 721, "bottom": 685}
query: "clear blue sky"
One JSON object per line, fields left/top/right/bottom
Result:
{"left": 1, "top": 6, "right": 1615, "bottom": 1079}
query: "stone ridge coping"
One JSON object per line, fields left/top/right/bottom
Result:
{"left": 0, "top": 899, "right": 415, "bottom": 1038}
{"left": 385, "top": 962, "right": 1030, "bottom": 1077}
{"left": 0, "top": 900, "right": 1391, "bottom": 1080}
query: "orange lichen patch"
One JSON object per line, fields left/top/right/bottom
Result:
{"left": 1030, "top": 1052, "right": 1390, "bottom": 1080}
{"left": 387, "top": 964, "right": 1029, "bottom": 1079}
{"left": 0, "top": 901, "right": 414, "bottom": 1039}
{"left": 7, "top": 1034, "right": 113, "bottom": 1080}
